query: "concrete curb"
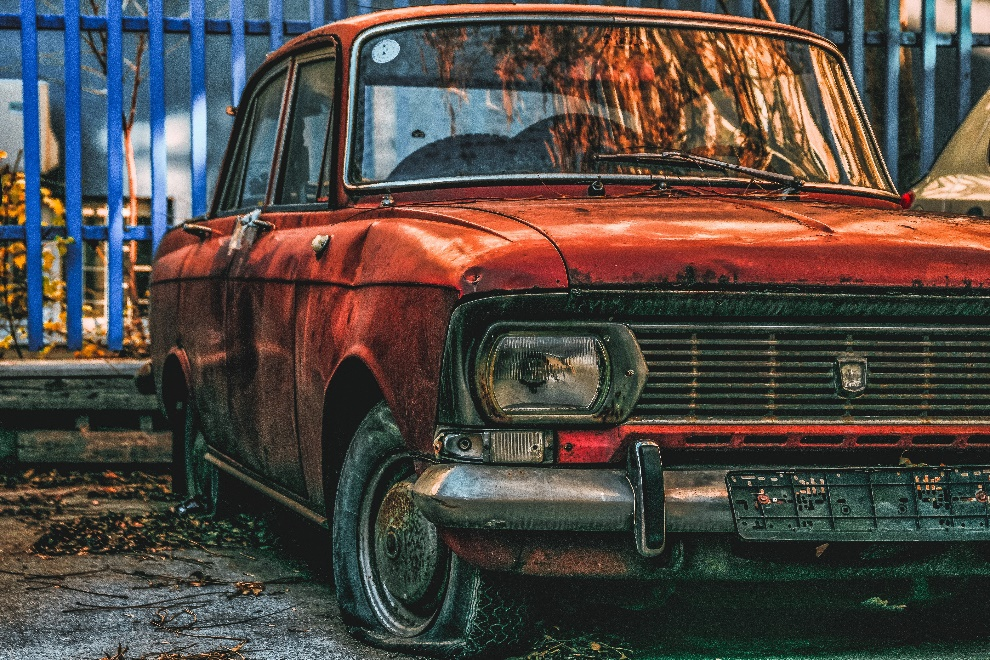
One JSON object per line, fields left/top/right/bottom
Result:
{"left": 0, "top": 360, "right": 171, "bottom": 467}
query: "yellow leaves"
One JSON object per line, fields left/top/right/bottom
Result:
{"left": 42, "top": 274, "right": 65, "bottom": 300}
{"left": 0, "top": 165, "right": 64, "bottom": 227}
{"left": 0, "top": 150, "right": 7, "bottom": 161}
{"left": 45, "top": 196, "right": 66, "bottom": 224}
{"left": 74, "top": 343, "right": 113, "bottom": 359}
{"left": 12, "top": 253, "right": 25, "bottom": 269}
{"left": 232, "top": 581, "right": 265, "bottom": 597}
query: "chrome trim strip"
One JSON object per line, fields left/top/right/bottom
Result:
{"left": 205, "top": 452, "right": 328, "bottom": 528}
{"left": 343, "top": 14, "right": 895, "bottom": 197}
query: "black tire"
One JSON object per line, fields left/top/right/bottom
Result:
{"left": 171, "top": 398, "right": 220, "bottom": 515}
{"left": 332, "top": 402, "right": 528, "bottom": 658}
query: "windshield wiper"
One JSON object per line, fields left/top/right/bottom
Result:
{"left": 593, "top": 150, "right": 804, "bottom": 194}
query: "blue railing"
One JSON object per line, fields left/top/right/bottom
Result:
{"left": 0, "top": 0, "right": 984, "bottom": 351}
{"left": 2, "top": 3, "right": 320, "bottom": 352}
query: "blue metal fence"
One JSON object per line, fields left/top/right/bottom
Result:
{"left": 0, "top": 0, "right": 984, "bottom": 351}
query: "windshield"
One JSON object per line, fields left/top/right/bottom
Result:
{"left": 349, "top": 21, "right": 892, "bottom": 192}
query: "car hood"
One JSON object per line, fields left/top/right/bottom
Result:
{"left": 444, "top": 196, "right": 990, "bottom": 289}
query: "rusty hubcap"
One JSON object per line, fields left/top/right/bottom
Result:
{"left": 374, "top": 480, "right": 444, "bottom": 610}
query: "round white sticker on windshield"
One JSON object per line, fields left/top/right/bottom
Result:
{"left": 372, "top": 39, "right": 400, "bottom": 64}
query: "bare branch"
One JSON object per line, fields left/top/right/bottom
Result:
{"left": 125, "top": 32, "right": 146, "bottom": 130}
{"left": 85, "top": 0, "right": 109, "bottom": 72}
{"left": 81, "top": 29, "right": 108, "bottom": 75}
{"left": 124, "top": 0, "right": 147, "bottom": 18}
{"left": 80, "top": 64, "right": 107, "bottom": 80}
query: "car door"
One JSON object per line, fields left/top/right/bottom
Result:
{"left": 180, "top": 66, "right": 288, "bottom": 460}
{"left": 215, "top": 64, "right": 290, "bottom": 479}
{"left": 225, "top": 51, "right": 337, "bottom": 496}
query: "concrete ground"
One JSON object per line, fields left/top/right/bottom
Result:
{"left": 4, "top": 471, "right": 990, "bottom": 660}
{"left": 0, "top": 471, "right": 410, "bottom": 660}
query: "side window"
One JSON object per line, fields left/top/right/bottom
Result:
{"left": 219, "top": 71, "right": 288, "bottom": 211}
{"left": 277, "top": 57, "right": 336, "bottom": 205}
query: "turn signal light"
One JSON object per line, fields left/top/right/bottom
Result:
{"left": 437, "top": 429, "right": 553, "bottom": 464}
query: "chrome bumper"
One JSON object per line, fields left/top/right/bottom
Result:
{"left": 411, "top": 464, "right": 735, "bottom": 534}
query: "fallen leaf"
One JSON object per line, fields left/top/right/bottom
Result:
{"left": 232, "top": 581, "right": 265, "bottom": 597}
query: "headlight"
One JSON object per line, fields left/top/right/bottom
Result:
{"left": 488, "top": 334, "right": 606, "bottom": 413}
{"left": 474, "top": 324, "right": 647, "bottom": 424}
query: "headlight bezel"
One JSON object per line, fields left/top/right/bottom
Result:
{"left": 472, "top": 322, "right": 647, "bottom": 425}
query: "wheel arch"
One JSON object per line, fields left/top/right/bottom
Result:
{"left": 321, "top": 356, "right": 384, "bottom": 516}
{"left": 160, "top": 348, "right": 192, "bottom": 494}
{"left": 160, "top": 348, "right": 192, "bottom": 421}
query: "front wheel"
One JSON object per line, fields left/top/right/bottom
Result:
{"left": 332, "top": 402, "right": 528, "bottom": 658}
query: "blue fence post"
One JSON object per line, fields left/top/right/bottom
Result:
{"left": 20, "top": 0, "right": 43, "bottom": 351}
{"left": 849, "top": 0, "right": 864, "bottom": 93}
{"left": 331, "top": 0, "right": 346, "bottom": 21}
{"left": 919, "top": 0, "right": 936, "bottom": 174}
{"left": 810, "top": 0, "right": 826, "bottom": 35}
{"left": 190, "top": 0, "right": 207, "bottom": 217}
{"left": 309, "top": 0, "right": 325, "bottom": 27}
{"left": 773, "top": 0, "right": 790, "bottom": 23}
{"left": 268, "top": 0, "right": 283, "bottom": 51}
{"left": 63, "top": 0, "right": 82, "bottom": 349}
{"left": 700, "top": 0, "right": 717, "bottom": 12}
{"left": 884, "top": 0, "right": 900, "bottom": 186}
{"left": 149, "top": 0, "right": 167, "bottom": 253}
{"left": 230, "top": 0, "right": 246, "bottom": 105}
{"left": 958, "top": 0, "right": 973, "bottom": 124}
{"left": 106, "top": 0, "right": 124, "bottom": 351}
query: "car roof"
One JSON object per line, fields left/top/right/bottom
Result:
{"left": 268, "top": 3, "right": 834, "bottom": 61}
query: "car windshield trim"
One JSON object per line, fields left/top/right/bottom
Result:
{"left": 344, "top": 172, "right": 901, "bottom": 204}
{"left": 344, "top": 15, "right": 896, "bottom": 196}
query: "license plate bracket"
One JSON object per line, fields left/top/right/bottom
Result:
{"left": 727, "top": 467, "right": 990, "bottom": 541}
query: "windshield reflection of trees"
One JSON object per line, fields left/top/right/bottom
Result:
{"left": 385, "top": 24, "right": 883, "bottom": 188}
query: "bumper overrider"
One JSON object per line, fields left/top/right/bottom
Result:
{"left": 412, "top": 442, "right": 732, "bottom": 557}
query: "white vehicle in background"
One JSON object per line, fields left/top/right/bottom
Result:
{"left": 0, "top": 79, "right": 59, "bottom": 173}
{"left": 910, "top": 86, "right": 990, "bottom": 216}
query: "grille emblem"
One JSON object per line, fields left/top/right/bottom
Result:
{"left": 836, "top": 357, "right": 868, "bottom": 396}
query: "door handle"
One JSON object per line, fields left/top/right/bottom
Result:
{"left": 182, "top": 223, "right": 213, "bottom": 239}
{"left": 229, "top": 209, "right": 274, "bottom": 253}
{"left": 238, "top": 208, "right": 274, "bottom": 232}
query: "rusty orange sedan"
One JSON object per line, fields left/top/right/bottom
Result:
{"left": 152, "top": 5, "right": 990, "bottom": 656}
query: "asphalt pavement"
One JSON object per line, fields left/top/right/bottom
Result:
{"left": 3, "top": 471, "right": 990, "bottom": 660}
{"left": 0, "top": 471, "right": 409, "bottom": 660}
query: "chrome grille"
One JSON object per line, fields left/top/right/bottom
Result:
{"left": 629, "top": 325, "right": 990, "bottom": 423}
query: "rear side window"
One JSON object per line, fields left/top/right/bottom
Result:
{"left": 277, "top": 57, "right": 336, "bottom": 205}
{"left": 219, "top": 71, "right": 288, "bottom": 211}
